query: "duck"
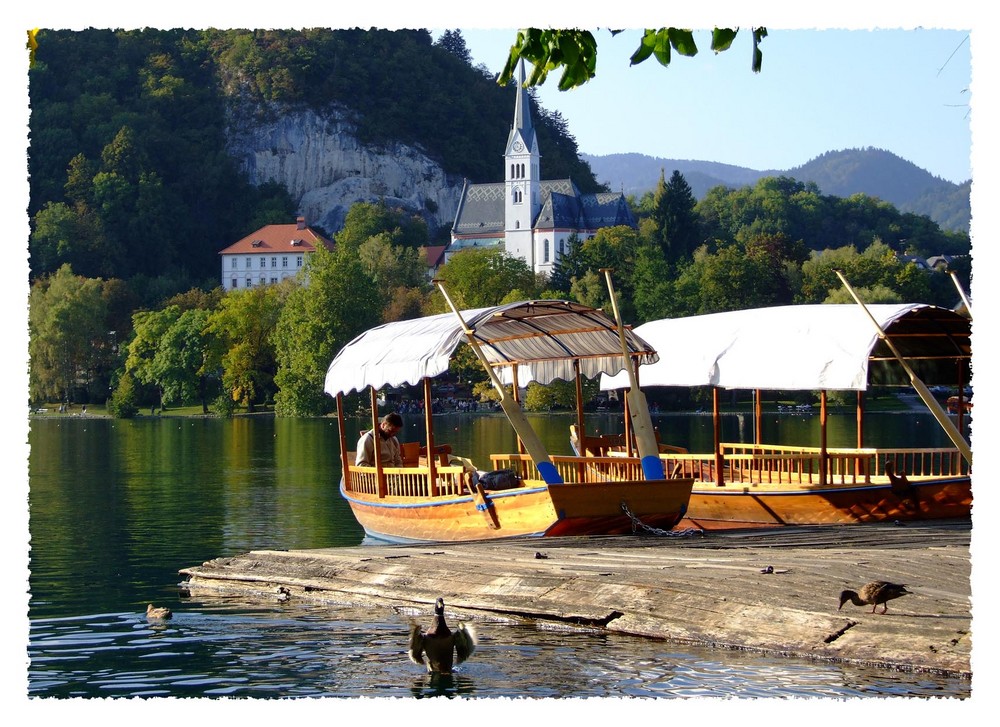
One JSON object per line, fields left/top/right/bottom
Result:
{"left": 838, "top": 581, "right": 910, "bottom": 614}
{"left": 146, "top": 603, "right": 173, "bottom": 620}
{"left": 408, "top": 598, "right": 476, "bottom": 674}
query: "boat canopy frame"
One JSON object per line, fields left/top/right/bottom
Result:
{"left": 325, "top": 299, "right": 660, "bottom": 398}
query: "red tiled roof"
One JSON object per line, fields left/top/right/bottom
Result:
{"left": 219, "top": 223, "right": 335, "bottom": 255}
{"left": 423, "top": 245, "right": 447, "bottom": 267}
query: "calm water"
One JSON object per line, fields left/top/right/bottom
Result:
{"left": 25, "top": 412, "right": 970, "bottom": 699}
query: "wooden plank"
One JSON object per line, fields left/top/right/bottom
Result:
{"left": 179, "top": 520, "right": 971, "bottom": 677}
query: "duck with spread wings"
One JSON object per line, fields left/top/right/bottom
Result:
{"left": 408, "top": 598, "right": 476, "bottom": 674}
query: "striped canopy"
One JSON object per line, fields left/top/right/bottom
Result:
{"left": 324, "top": 299, "right": 659, "bottom": 396}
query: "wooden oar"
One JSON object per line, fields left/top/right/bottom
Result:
{"left": 835, "top": 270, "right": 971, "bottom": 466}
{"left": 949, "top": 271, "right": 972, "bottom": 318}
{"left": 434, "top": 281, "right": 563, "bottom": 485}
{"left": 600, "top": 269, "right": 664, "bottom": 481}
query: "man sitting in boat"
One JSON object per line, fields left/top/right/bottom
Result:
{"left": 356, "top": 413, "right": 404, "bottom": 467}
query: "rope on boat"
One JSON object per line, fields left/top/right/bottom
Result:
{"left": 621, "top": 502, "right": 704, "bottom": 537}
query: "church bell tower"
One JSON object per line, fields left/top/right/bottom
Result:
{"left": 504, "top": 60, "right": 540, "bottom": 267}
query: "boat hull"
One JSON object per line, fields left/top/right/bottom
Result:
{"left": 340, "top": 478, "right": 694, "bottom": 544}
{"left": 682, "top": 476, "right": 971, "bottom": 529}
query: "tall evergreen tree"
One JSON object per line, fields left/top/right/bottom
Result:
{"left": 651, "top": 169, "right": 701, "bottom": 264}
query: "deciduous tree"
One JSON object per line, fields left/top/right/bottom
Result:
{"left": 273, "top": 246, "right": 382, "bottom": 416}
{"left": 28, "top": 264, "right": 110, "bottom": 403}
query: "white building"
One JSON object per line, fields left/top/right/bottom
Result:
{"left": 218, "top": 216, "right": 334, "bottom": 291}
{"left": 448, "top": 61, "right": 636, "bottom": 276}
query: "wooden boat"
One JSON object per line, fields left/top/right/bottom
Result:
{"left": 323, "top": 297, "right": 695, "bottom": 544}
{"left": 582, "top": 302, "right": 972, "bottom": 530}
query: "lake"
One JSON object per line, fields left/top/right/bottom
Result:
{"left": 24, "top": 411, "right": 970, "bottom": 700}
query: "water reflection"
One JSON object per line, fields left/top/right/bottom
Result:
{"left": 26, "top": 415, "right": 969, "bottom": 699}
{"left": 28, "top": 603, "right": 968, "bottom": 699}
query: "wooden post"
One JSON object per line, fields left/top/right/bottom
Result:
{"left": 856, "top": 390, "right": 865, "bottom": 479}
{"left": 574, "top": 360, "right": 586, "bottom": 483}
{"left": 424, "top": 378, "right": 438, "bottom": 496}
{"left": 336, "top": 393, "right": 351, "bottom": 490}
{"left": 512, "top": 365, "right": 526, "bottom": 456}
{"left": 820, "top": 390, "right": 829, "bottom": 486}
{"left": 754, "top": 388, "right": 762, "bottom": 445}
{"left": 956, "top": 359, "right": 966, "bottom": 437}
{"left": 623, "top": 393, "right": 633, "bottom": 457}
{"left": 713, "top": 387, "right": 724, "bottom": 487}
{"left": 370, "top": 388, "right": 386, "bottom": 498}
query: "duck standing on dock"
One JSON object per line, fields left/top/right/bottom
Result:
{"left": 146, "top": 603, "right": 173, "bottom": 620}
{"left": 408, "top": 598, "right": 476, "bottom": 674}
{"left": 838, "top": 581, "right": 910, "bottom": 614}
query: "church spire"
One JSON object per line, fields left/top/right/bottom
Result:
{"left": 513, "top": 59, "right": 533, "bottom": 141}
{"left": 506, "top": 59, "right": 536, "bottom": 154}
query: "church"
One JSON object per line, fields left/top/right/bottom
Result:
{"left": 447, "top": 62, "right": 637, "bottom": 276}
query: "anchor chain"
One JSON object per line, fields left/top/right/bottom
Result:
{"left": 621, "top": 502, "right": 704, "bottom": 537}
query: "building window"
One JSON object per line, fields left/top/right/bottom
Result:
{"left": 230, "top": 258, "right": 237, "bottom": 269}
{"left": 270, "top": 277, "right": 278, "bottom": 284}
{"left": 245, "top": 256, "right": 251, "bottom": 269}
{"left": 271, "top": 257, "right": 277, "bottom": 268}
{"left": 282, "top": 256, "right": 288, "bottom": 268}
{"left": 246, "top": 277, "right": 252, "bottom": 288}
{"left": 260, "top": 257, "right": 266, "bottom": 268}
{"left": 543, "top": 239, "right": 550, "bottom": 263}
{"left": 296, "top": 256, "right": 303, "bottom": 267}
{"left": 231, "top": 278, "right": 237, "bottom": 289}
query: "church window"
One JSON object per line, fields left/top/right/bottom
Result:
{"left": 559, "top": 240, "right": 565, "bottom": 257}
{"left": 543, "top": 239, "right": 550, "bottom": 263}
{"left": 510, "top": 163, "right": 515, "bottom": 178}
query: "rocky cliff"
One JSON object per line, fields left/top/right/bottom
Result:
{"left": 225, "top": 103, "right": 466, "bottom": 235}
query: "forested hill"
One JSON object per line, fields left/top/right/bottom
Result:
{"left": 584, "top": 149, "right": 970, "bottom": 233}
{"left": 27, "top": 28, "right": 598, "bottom": 291}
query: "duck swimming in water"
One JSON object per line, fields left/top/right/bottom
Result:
{"left": 408, "top": 598, "right": 476, "bottom": 674}
{"left": 146, "top": 603, "right": 173, "bottom": 620}
{"left": 838, "top": 581, "right": 910, "bottom": 614}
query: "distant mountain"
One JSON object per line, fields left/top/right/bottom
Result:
{"left": 583, "top": 148, "right": 970, "bottom": 233}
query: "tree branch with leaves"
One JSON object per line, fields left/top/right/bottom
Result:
{"left": 499, "top": 27, "right": 767, "bottom": 90}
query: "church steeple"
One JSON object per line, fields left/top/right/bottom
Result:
{"left": 504, "top": 59, "right": 540, "bottom": 268}
{"left": 506, "top": 60, "right": 537, "bottom": 155}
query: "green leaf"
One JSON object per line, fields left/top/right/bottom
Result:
{"left": 667, "top": 28, "right": 697, "bottom": 57}
{"left": 752, "top": 27, "right": 768, "bottom": 72}
{"left": 629, "top": 29, "right": 657, "bottom": 66}
{"left": 711, "top": 28, "right": 738, "bottom": 53}
{"left": 652, "top": 29, "right": 673, "bottom": 66}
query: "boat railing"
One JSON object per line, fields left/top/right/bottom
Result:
{"left": 655, "top": 443, "right": 969, "bottom": 487}
{"left": 490, "top": 453, "right": 657, "bottom": 483}
{"left": 345, "top": 464, "right": 470, "bottom": 498}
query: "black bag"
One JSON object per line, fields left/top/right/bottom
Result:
{"left": 479, "top": 468, "right": 521, "bottom": 490}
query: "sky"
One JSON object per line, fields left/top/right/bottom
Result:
{"left": 3, "top": 1, "right": 999, "bottom": 716}
{"left": 452, "top": 27, "right": 973, "bottom": 184}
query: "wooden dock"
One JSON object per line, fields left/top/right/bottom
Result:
{"left": 179, "top": 519, "right": 972, "bottom": 678}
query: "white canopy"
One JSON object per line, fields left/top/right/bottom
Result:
{"left": 601, "top": 304, "right": 969, "bottom": 392}
{"left": 324, "top": 300, "right": 659, "bottom": 397}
